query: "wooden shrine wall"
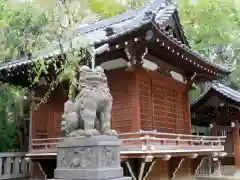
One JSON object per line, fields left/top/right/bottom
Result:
{"left": 136, "top": 70, "right": 190, "bottom": 134}
{"left": 31, "top": 67, "right": 191, "bottom": 140}
{"left": 32, "top": 68, "right": 137, "bottom": 140}
{"left": 106, "top": 69, "right": 137, "bottom": 132}
{"left": 32, "top": 87, "right": 67, "bottom": 139}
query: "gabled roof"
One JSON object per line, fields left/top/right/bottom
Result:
{"left": 0, "top": 0, "right": 187, "bottom": 71}
{"left": 0, "top": 0, "right": 231, "bottom": 86}
{"left": 191, "top": 82, "right": 240, "bottom": 110}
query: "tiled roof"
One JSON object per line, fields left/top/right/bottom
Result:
{"left": 0, "top": 0, "right": 231, "bottom": 74}
{"left": 191, "top": 82, "right": 240, "bottom": 107}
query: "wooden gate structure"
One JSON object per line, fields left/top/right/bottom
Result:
{"left": 191, "top": 83, "right": 240, "bottom": 176}
{"left": 0, "top": 0, "right": 231, "bottom": 179}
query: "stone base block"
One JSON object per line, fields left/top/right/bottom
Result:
{"left": 54, "top": 168, "right": 123, "bottom": 180}
{"left": 54, "top": 135, "right": 131, "bottom": 180}
{"left": 234, "top": 170, "right": 240, "bottom": 177}
{"left": 51, "top": 177, "right": 131, "bottom": 180}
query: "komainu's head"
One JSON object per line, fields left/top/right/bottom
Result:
{"left": 78, "top": 65, "right": 107, "bottom": 89}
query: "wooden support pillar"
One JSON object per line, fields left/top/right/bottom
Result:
{"left": 211, "top": 122, "right": 222, "bottom": 176}
{"left": 28, "top": 91, "right": 35, "bottom": 152}
{"left": 211, "top": 122, "right": 217, "bottom": 136}
{"left": 233, "top": 120, "right": 240, "bottom": 175}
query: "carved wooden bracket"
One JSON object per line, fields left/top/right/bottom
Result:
{"left": 185, "top": 72, "right": 197, "bottom": 91}
{"left": 124, "top": 42, "right": 147, "bottom": 72}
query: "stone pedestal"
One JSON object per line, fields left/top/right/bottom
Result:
{"left": 54, "top": 135, "right": 131, "bottom": 180}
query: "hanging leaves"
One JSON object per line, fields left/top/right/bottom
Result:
{"left": 177, "top": 0, "right": 240, "bottom": 100}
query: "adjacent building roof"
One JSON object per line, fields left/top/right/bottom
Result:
{"left": 0, "top": 0, "right": 232, "bottom": 86}
{"left": 191, "top": 82, "right": 240, "bottom": 110}
{"left": 191, "top": 82, "right": 240, "bottom": 125}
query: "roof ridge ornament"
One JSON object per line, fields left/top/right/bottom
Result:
{"left": 143, "top": 11, "right": 156, "bottom": 21}
{"left": 105, "top": 27, "right": 115, "bottom": 37}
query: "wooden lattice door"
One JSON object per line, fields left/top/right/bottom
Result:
{"left": 152, "top": 80, "right": 167, "bottom": 132}
{"left": 138, "top": 76, "right": 153, "bottom": 130}
{"left": 32, "top": 103, "right": 50, "bottom": 139}
{"left": 152, "top": 79, "right": 187, "bottom": 133}
{"left": 138, "top": 73, "right": 188, "bottom": 133}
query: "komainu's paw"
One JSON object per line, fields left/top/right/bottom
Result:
{"left": 84, "top": 129, "right": 100, "bottom": 137}
{"left": 69, "top": 129, "right": 85, "bottom": 137}
{"left": 102, "top": 129, "right": 118, "bottom": 136}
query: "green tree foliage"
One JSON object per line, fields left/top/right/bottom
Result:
{"left": 0, "top": 0, "right": 144, "bottom": 151}
{"left": 176, "top": 0, "right": 240, "bottom": 100}
{"left": 0, "top": 0, "right": 52, "bottom": 62}
{"left": 89, "top": 0, "right": 145, "bottom": 18}
{"left": 0, "top": 84, "right": 27, "bottom": 152}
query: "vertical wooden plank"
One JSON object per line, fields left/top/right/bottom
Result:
{"left": 137, "top": 73, "right": 152, "bottom": 131}
{"left": 32, "top": 88, "right": 48, "bottom": 140}
{"left": 13, "top": 157, "right": 20, "bottom": 173}
{"left": 107, "top": 69, "right": 135, "bottom": 133}
{"left": 29, "top": 91, "right": 35, "bottom": 152}
{"left": 151, "top": 79, "right": 166, "bottom": 132}
{"left": 133, "top": 72, "right": 140, "bottom": 132}
{"left": 233, "top": 120, "right": 240, "bottom": 172}
{"left": 4, "top": 157, "right": 11, "bottom": 175}
{"left": 186, "top": 92, "right": 191, "bottom": 134}
{"left": 135, "top": 73, "right": 141, "bottom": 132}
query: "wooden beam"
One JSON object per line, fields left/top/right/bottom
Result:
{"left": 194, "top": 73, "right": 215, "bottom": 81}
{"left": 96, "top": 49, "right": 127, "bottom": 65}
{"left": 145, "top": 53, "right": 185, "bottom": 76}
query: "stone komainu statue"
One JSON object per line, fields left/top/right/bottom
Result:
{"left": 61, "top": 65, "right": 117, "bottom": 137}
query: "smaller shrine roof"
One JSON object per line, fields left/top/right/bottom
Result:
{"left": 191, "top": 82, "right": 240, "bottom": 126}
{"left": 191, "top": 83, "right": 240, "bottom": 108}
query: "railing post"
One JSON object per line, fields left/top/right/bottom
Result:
{"left": 212, "top": 158, "right": 222, "bottom": 176}
{"left": 13, "top": 156, "right": 20, "bottom": 173}
{"left": 0, "top": 153, "right": 30, "bottom": 179}
{"left": 21, "top": 158, "right": 29, "bottom": 174}
{"left": 176, "top": 136, "right": 180, "bottom": 145}
{"left": 4, "top": 157, "right": 11, "bottom": 175}
{"left": 0, "top": 157, "right": 2, "bottom": 175}
{"left": 208, "top": 156, "right": 212, "bottom": 174}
